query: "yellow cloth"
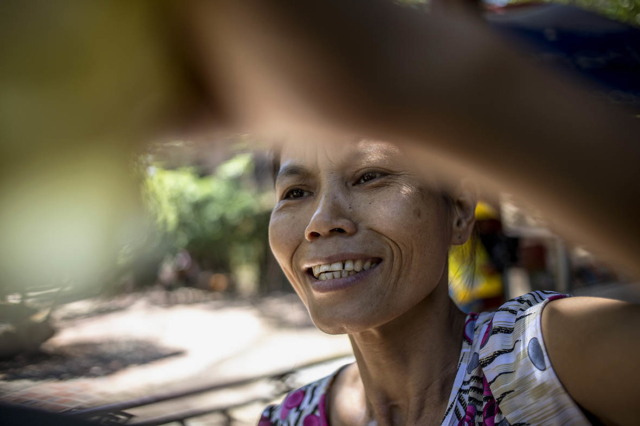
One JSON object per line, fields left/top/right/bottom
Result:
{"left": 449, "top": 237, "right": 503, "bottom": 304}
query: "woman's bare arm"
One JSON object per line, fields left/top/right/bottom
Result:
{"left": 542, "top": 297, "right": 640, "bottom": 425}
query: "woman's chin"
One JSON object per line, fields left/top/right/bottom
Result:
{"left": 309, "top": 305, "right": 388, "bottom": 335}
{"left": 313, "top": 322, "right": 349, "bottom": 335}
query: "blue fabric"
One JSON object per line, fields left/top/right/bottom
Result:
{"left": 488, "top": 4, "right": 640, "bottom": 111}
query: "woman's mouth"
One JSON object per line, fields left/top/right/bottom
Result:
{"left": 308, "top": 258, "right": 381, "bottom": 281}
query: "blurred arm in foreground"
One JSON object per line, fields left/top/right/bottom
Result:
{"left": 183, "top": 0, "right": 640, "bottom": 278}
{"left": 2, "top": 0, "right": 638, "bottom": 289}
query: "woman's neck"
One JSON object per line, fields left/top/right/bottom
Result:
{"left": 344, "top": 283, "right": 467, "bottom": 426}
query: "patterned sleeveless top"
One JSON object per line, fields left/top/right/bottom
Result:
{"left": 258, "top": 291, "right": 593, "bottom": 426}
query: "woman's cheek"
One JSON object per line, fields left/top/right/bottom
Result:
{"left": 366, "top": 185, "right": 445, "bottom": 262}
{"left": 269, "top": 209, "right": 306, "bottom": 265}
{"left": 363, "top": 184, "right": 423, "bottom": 229}
{"left": 269, "top": 212, "right": 292, "bottom": 264}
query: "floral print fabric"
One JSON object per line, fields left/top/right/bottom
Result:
{"left": 258, "top": 374, "right": 330, "bottom": 426}
{"left": 259, "top": 291, "right": 591, "bottom": 425}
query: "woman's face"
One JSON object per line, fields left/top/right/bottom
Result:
{"left": 269, "top": 140, "right": 453, "bottom": 334}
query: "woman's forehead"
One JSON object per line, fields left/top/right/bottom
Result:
{"left": 278, "top": 140, "right": 402, "bottom": 172}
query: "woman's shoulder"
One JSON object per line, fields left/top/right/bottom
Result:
{"left": 468, "top": 290, "right": 568, "bottom": 334}
{"left": 491, "top": 290, "right": 568, "bottom": 318}
{"left": 472, "top": 290, "right": 571, "bottom": 375}
{"left": 258, "top": 367, "right": 339, "bottom": 426}
{"left": 463, "top": 291, "right": 568, "bottom": 350}
{"left": 495, "top": 290, "right": 568, "bottom": 313}
{"left": 466, "top": 291, "right": 592, "bottom": 425}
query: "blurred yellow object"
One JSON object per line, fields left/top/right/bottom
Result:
{"left": 450, "top": 200, "right": 502, "bottom": 305}
{"left": 475, "top": 201, "right": 499, "bottom": 221}
{"left": 0, "top": 1, "right": 194, "bottom": 294}
{"left": 449, "top": 234, "right": 503, "bottom": 306}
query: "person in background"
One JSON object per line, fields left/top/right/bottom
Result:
{"left": 449, "top": 201, "right": 518, "bottom": 313}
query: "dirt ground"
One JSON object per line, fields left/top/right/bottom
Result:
{"left": 0, "top": 290, "right": 353, "bottom": 425}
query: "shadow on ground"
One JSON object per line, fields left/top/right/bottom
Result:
{"left": 0, "top": 340, "right": 183, "bottom": 381}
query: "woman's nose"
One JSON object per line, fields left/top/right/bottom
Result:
{"left": 305, "top": 193, "right": 357, "bottom": 242}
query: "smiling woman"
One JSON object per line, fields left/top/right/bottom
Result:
{"left": 268, "top": 140, "right": 471, "bottom": 337}
{"left": 260, "top": 139, "right": 639, "bottom": 426}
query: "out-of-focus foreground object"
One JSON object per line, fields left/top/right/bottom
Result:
{"left": 0, "top": 1, "right": 201, "bottom": 300}
{"left": 2, "top": 0, "right": 640, "bottom": 297}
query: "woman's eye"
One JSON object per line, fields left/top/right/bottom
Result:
{"left": 357, "top": 172, "right": 383, "bottom": 184}
{"left": 283, "top": 188, "right": 311, "bottom": 199}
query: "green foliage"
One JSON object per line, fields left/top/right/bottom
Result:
{"left": 399, "top": 0, "right": 640, "bottom": 26}
{"left": 565, "top": 0, "right": 638, "bottom": 26}
{"left": 143, "top": 153, "right": 273, "bottom": 279}
{"left": 510, "top": 0, "right": 640, "bottom": 26}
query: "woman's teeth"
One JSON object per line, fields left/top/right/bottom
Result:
{"left": 311, "top": 259, "right": 378, "bottom": 281}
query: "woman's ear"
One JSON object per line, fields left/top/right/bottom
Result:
{"left": 450, "top": 179, "right": 478, "bottom": 246}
